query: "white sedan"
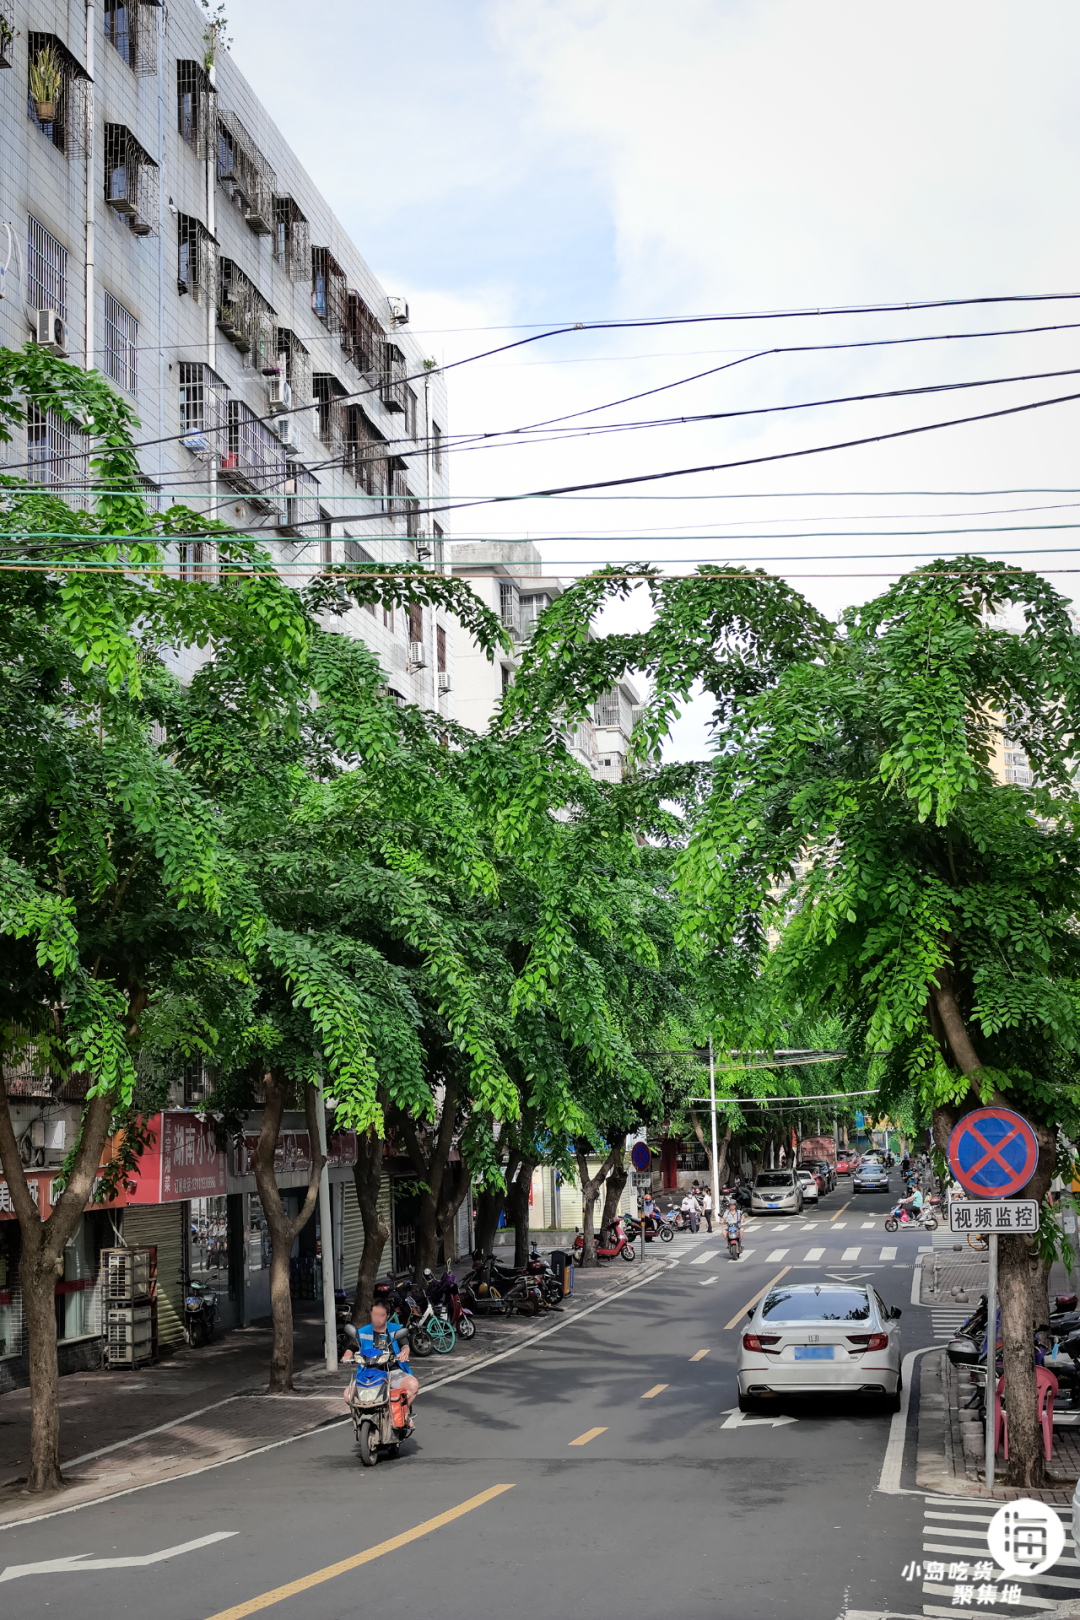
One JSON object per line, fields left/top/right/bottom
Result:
{"left": 796, "top": 1168, "right": 820, "bottom": 1203}
{"left": 737, "top": 1282, "right": 903, "bottom": 1411}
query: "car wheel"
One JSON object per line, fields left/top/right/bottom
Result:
{"left": 886, "top": 1372, "right": 903, "bottom": 1413}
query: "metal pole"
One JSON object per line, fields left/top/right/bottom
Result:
{"left": 985, "top": 1232, "right": 998, "bottom": 1489}
{"left": 708, "top": 1039, "right": 721, "bottom": 1230}
{"left": 315, "top": 1098, "right": 337, "bottom": 1373}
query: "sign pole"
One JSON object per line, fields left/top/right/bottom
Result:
{"left": 708, "top": 1038, "right": 721, "bottom": 1230}
{"left": 315, "top": 1096, "right": 337, "bottom": 1374}
{"left": 985, "top": 1231, "right": 998, "bottom": 1490}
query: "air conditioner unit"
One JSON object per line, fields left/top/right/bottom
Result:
{"left": 407, "top": 640, "right": 426, "bottom": 672}
{"left": 386, "top": 295, "right": 409, "bottom": 327}
{"left": 30, "top": 1117, "right": 65, "bottom": 1151}
{"left": 266, "top": 376, "right": 291, "bottom": 415}
{"left": 274, "top": 412, "right": 297, "bottom": 449}
{"left": 35, "top": 308, "right": 68, "bottom": 356}
{"left": 182, "top": 432, "right": 212, "bottom": 461}
{"left": 437, "top": 674, "right": 452, "bottom": 694}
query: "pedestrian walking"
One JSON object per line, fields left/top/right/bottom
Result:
{"left": 702, "top": 1188, "right": 713, "bottom": 1232}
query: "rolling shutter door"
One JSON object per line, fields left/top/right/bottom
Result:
{"left": 340, "top": 1181, "right": 392, "bottom": 1297}
{"left": 123, "top": 1204, "right": 185, "bottom": 1347}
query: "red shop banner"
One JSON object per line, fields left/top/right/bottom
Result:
{"left": 126, "top": 1111, "right": 228, "bottom": 1204}
{"left": 0, "top": 1169, "right": 126, "bottom": 1222}
{"left": 233, "top": 1129, "right": 358, "bottom": 1178}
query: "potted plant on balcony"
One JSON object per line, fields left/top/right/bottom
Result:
{"left": 0, "top": 15, "right": 16, "bottom": 70}
{"left": 30, "top": 42, "right": 62, "bottom": 119}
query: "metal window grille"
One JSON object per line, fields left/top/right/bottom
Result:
{"left": 313, "top": 374, "right": 347, "bottom": 451}
{"left": 176, "top": 213, "right": 214, "bottom": 303}
{"left": 273, "top": 197, "right": 310, "bottom": 281}
{"left": 178, "top": 540, "right": 216, "bottom": 582}
{"left": 103, "top": 0, "right": 134, "bottom": 67}
{"left": 432, "top": 421, "right": 443, "bottom": 473}
{"left": 103, "top": 291, "right": 137, "bottom": 394}
{"left": 104, "top": 123, "right": 159, "bottom": 235}
{"left": 217, "top": 258, "right": 275, "bottom": 369}
{"left": 178, "top": 361, "right": 228, "bottom": 457}
{"left": 283, "top": 464, "right": 319, "bottom": 534}
{"left": 499, "top": 582, "right": 518, "bottom": 630}
{"left": 343, "top": 289, "right": 382, "bottom": 374}
{"left": 433, "top": 520, "right": 445, "bottom": 570}
{"left": 347, "top": 407, "right": 389, "bottom": 497}
{"left": 404, "top": 386, "right": 418, "bottom": 441}
{"left": 437, "top": 624, "right": 446, "bottom": 672}
{"left": 311, "top": 246, "right": 347, "bottom": 333}
{"left": 217, "top": 110, "right": 276, "bottom": 235}
{"left": 408, "top": 602, "right": 423, "bottom": 645}
{"left": 27, "top": 216, "right": 68, "bottom": 321}
{"left": 223, "top": 399, "right": 287, "bottom": 509}
{"left": 380, "top": 342, "right": 407, "bottom": 412}
{"left": 27, "top": 33, "right": 90, "bottom": 157}
{"left": 275, "top": 328, "right": 311, "bottom": 407}
{"left": 176, "top": 60, "right": 214, "bottom": 156}
{"left": 0, "top": 9, "right": 12, "bottom": 68}
{"left": 26, "top": 404, "right": 89, "bottom": 508}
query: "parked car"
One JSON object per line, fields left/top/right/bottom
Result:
{"left": 737, "top": 1282, "right": 903, "bottom": 1410}
{"left": 803, "top": 1157, "right": 836, "bottom": 1193}
{"left": 796, "top": 1168, "right": 821, "bottom": 1203}
{"left": 853, "top": 1160, "right": 890, "bottom": 1194}
{"left": 835, "top": 1156, "right": 853, "bottom": 1175}
{"left": 751, "top": 1170, "right": 804, "bottom": 1216}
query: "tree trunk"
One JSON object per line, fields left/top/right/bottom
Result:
{"left": 0, "top": 1060, "right": 127, "bottom": 1492}
{"left": 350, "top": 1127, "right": 389, "bottom": 1325}
{"left": 573, "top": 1139, "right": 616, "bottom": 1268}
{"left": 252, "top": 1071, "right": 325, "bottom": 1392}
{"left": 506, "top": 1156, "right": 537, "bottom": 1269}
{"left": 473, "top": 1179, "right": 508, "bottom": 1258}
{"left": 394, "top": 1078, "right": 470, "bottom": 1280}
{"left": 689, "top": 1111, "right": 712, "bottom": 1175}
{"left": 999, "top": 1234, "right": 1045, "bottom": 1489}
{"left": 599, "top": 1148, "right": 627, "bottom": 1239}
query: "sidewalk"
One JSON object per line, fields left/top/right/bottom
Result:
{"left": 0, "top": 1255, "right": 665, "bottom": 1526}
{"left": 914, "top": 1246, "right": 1080, "bottom": 1504}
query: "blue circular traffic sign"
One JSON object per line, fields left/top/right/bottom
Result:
{"left": 947, "top": 1108, "right": 1039, "bottom": 1198}
{"left": 630, "top": 1141, "right": 651, "bottom": 1172}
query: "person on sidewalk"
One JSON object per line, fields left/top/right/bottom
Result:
{"left": 681, "top": 1191, "right": 699, "bottom": 1234}
{"left": 702, "top": 1188, "right": 713, "bottom": 1233}
{"left": 642, "top": 1192, "right": 659, "bottom": 1233}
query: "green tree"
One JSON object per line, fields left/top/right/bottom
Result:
{"left": 511, "top": 558, "right": 1080, "bottom": 1487}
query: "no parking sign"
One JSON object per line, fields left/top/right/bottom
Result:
{"left": 947, "top": 1107, "right": 1039, "bottom": 1199}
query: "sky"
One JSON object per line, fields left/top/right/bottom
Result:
{"left": 225, "top": 0, "right": 1080, "bottom": 754}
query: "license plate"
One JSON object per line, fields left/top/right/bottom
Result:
{"left": 794, "top": 1345, "right": 834, "bottom": 1360}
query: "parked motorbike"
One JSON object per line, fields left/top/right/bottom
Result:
{"left": 572, "top": 1216, "right": 636, "bottom": 1263}
{"left": 375, "top": 1277, "right": 443, "bottom": 1357}
{"left": 463, "top": 1252, "right": 546, "bottom": 1315}
{"left": 181, "top": 1272, "right": 218, "bottom": 1346}
{"left": 524, "top": 1245, "right": 565, "bottom": 1306}
{"left": 622, "top": 1213, "right": 675, "bottom": 1245}
{"left": 341, "top": 1322, "right": 413, "bottom": 1467}
{"left": 426, "top": 1269, "right": 476, "bottom": 1339}
{"left": 883, "top": 1199, "right": 938, "bottom": 1232}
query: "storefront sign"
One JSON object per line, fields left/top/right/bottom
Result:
{"left": 124, "top": 1112, "right": 228, "bottom": 1204}
{"left": 0, "top": 1170, "right": 126, "bottom": 1222}
{"left": 233, "top": 1129, "right": 358, "bottom": 1177}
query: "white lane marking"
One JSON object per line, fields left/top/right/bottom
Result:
{"left": 800, "top": 1222, "right": 820, "bottom": 1230}
{"left": 832, "top": 1222, "right": 848, "bottom": 1228}
{"left": 700, "top": 1275, "right": 719, "bottom": 1285}
{"left": 861, "top": 1221, "right": 877, "bottom": 1229}
{"left": 841, "top": 1246, "right": 861, "bottom": 1261}
{"left": 879, "top": 1246, "right": 897, "bottom": 1260}
{"left": 0, "top": 1532, "right": 237, "bottom": 1583}
{"left": 805, "top": 1247, "right": 825, "bottom": 1261}
{"left": 766, "top": 1249, "right": 789, "bottom": 1261}
{"left": 720, "top": 1407, "right": 796, "bottom": 1429}
{"left": 688, "top": 1252, "right": 712, "bottom": 1265}
{"left": 876, "top": 1345, "right": 938, "bottom": 1494}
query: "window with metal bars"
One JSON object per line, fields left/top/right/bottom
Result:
{"left": 343, "top": 289, "right": 382, "bottom": 373}
{"left": 28, "top": 33, "right": 90, "bottom": 156}
{"left": 27, "top": 405, "right": 88, "bottom": 506}
{"left": 313, "top": 374, "right": 346, "bottom": 449}
{"left": 346, "top": 406, "right": 387, "bottom": 498}
{"left": 217, "top": 258, "right": 275, "bottom": 368}
{"left": 275, "top": 328, "right": 311, "bottom": 407}
{"left": 499, "top": 582, "right": 518, "bottom": 630}
{"left": 283, "top": 465, "right": 319, "bottom": 535}
{"left": 177, "top": 213, "right": 213, "bottom": 302}
{"left": 437, "top": 624, "right": 446, "bottom": 673}
{"left": 176, "top": 60, "right": 212, "bottom": 153}
{"left": 380, "top": 342, "right": 407, "bottom": 412}
{"left": 104, "top": 124, "right": 158, "bottom": 234}
{"left": 433, "top": 520, "right": 445, "bottom": 570}
{"left": 217, "top": 110, "right": 276, "bottom": 235}
{"left": 404, "top": 386, "right": 418, "bottom": 441}
{"left": 223, "top": 399, "right": 287, "bottom": 508}
{"left": 27, "top": 216, "right": 67, "bottom": 320}
{"left": 408, "top": 603, "right": 423, "bottom": 646}
{"left": 103, "top": 0, "right": 135, "bottom": 66}
{"left": 178, "top": 361, "right": 228, "bottom": 453}
{"left": 273, "top": 197, "right": 310, "bottom": 280}
{"left": 432, "top": 421, "right": 443, "bottom": 473}
{"left": 311, "top": 246, "right": 346, "bottom": 332}
{"left": 103, "top": 292, "right": 137, "bottom": 394}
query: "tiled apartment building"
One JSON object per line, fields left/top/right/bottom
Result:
{"left": 1, "top": 0, "right": 453, "bottom": 707}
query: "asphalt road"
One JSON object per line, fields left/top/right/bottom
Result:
{"left": 0, "top": 1173, "right": 941, "bottom": 1620}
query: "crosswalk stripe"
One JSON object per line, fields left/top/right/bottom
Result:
{"left": 688, "top": 1252, "right": 712, "bottom": 1265}
{"left": 766, "top": 1248, "right": 789, "bottom": 1261}
{"left": 880, "top": 1246, "right": 897, "bottom": 1260}
{"left": 805, "top": 1247, "right": 825, "bottom": 1260}
{"left": 841, "top": 1246, "right": 861, "bottom": 1261}
{"left": 862, "top": 1221, "right": 877, "bottom": 1228}
{"left": 832, "top": 1221, "right": 848, "bottom": 1228}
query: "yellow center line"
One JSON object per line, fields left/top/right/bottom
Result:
{"left": 201, "top": 1484, "right": 515, "bottom": 1620}
{"left": 569, "top": 1426, "right": 608, "bottom": 1446}
{"left": 830, "top": 1202, "right": 851, "bottom": 1221}
{"left": 690, "top": 1348, "right": 710, "bottom": 1362}
{"left": 724, "top": 1266, "right": 791, "bottom": 1331}
{"left": 641, "top": 1383, "right": 668, "bottom": 1398}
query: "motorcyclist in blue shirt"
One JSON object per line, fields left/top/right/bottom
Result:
{"left": 343, "top": 1299, "right": 419, "bottom": 1420}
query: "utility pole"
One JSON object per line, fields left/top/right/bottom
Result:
{"left": 708, "top": 1039, "right": 721, "bottom": 1222}
{"left": 985, "top": 1232, "right": 998, "bottom": 1489}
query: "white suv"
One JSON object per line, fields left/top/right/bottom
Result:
{"left": 796, "top": 1168, "right": 820, "bottom": 1203}
{"left": 751, "top": 1170, "right": 804, "bottom": 1215}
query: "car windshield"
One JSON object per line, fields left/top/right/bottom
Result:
{"left": 761, "top": 1287, "right": 871, "bottom": 1322}
{"left": 756, "top": 1173, "right": 794, "bottom": 1188}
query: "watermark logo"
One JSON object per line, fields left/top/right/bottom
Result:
{"left": 987, "top": 1500, "right": 1065, "bottom": 1579}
